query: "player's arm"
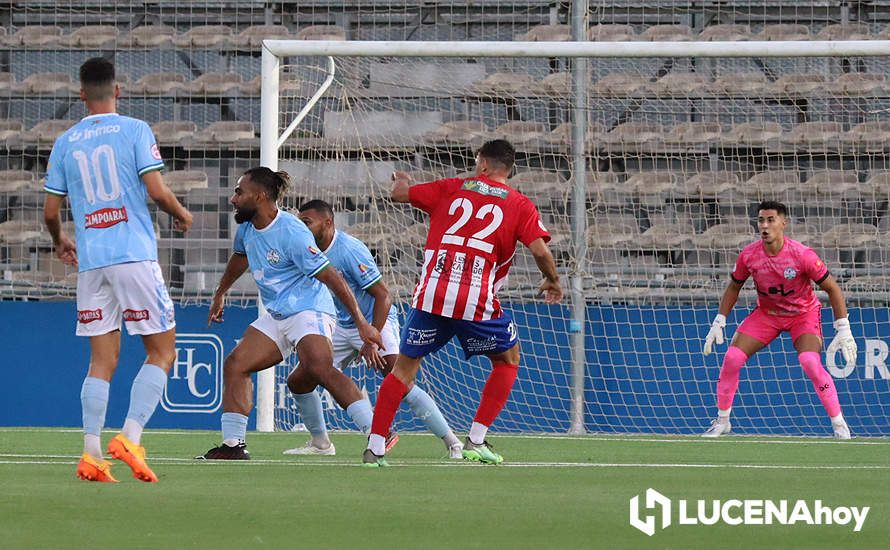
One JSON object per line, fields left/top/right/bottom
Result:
{"left": 360, "top": 278, "right": 393, "bottom": 370}
{"left": 390, "top": 171, "right": 415, "bottom": 203}
{"left": 208, "top": 252, "right": 249, "bottom": 325}
{"left": 315, "top": 266, "right": 384, "bottom": 350}
{"left": 43, "top": 193, "right": 77, "bottom": 266}
{"left": 527, "top": 237, "right": 562, "bottom": 304}
{"left": 702, "top": 278, "right": 744, "bottom": 356}
{"left": 818, "top": 273, "right": 848, "bottom": 321}
{"left": 820, "top": 274, "right": 857, "bottom": 366}
{"left": 143, "top": 170, "right": 193, "bottom": 233}
{"left": 365, "top": 279, "right": 392, "bottom": 331}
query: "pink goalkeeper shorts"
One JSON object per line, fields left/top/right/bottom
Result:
{"left": 736, "top": 306, "right": 823, "bottom": 345}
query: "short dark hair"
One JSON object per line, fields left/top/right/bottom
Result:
{"left": 243, "top": 167, "right": 290, "bottom": 202}
{"left": 477, "top": 139, "right": 515, "bottom": 172}
{"left": 79, "top": 57, "right": 116, "bottom": 100}
{"left": 757, "top": 200, "right": 788, "bottom": 217}
{"left": 298, "top": 199, "right": 335, "bottom": 219}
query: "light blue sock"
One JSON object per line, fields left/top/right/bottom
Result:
{"left": 125, "top": 364, "right": 168, "bottom": 427}
{"left": 221, "top": 412, "right": 248, "bottom": 444}
{"left": 293, "top": 390, "right": 328, "bottom": 437}
{"left": 405, "top": 385, "right": 451, "bottom": 438}
{"left": 81, "top": 376, "right": 110, "bottom": 437}
{"left": 345, "top": 398, "right": 373, "bottom": 434}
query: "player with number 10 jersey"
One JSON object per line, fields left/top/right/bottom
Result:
{"left": 45, "top": 113, "right": 162, "bottom": 271}
{"left": 43, "top": 57, "right": 192, "bottom": 484}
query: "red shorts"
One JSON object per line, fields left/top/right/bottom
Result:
{"left": 736, "top": 307, "right": 823, "bottom": 345}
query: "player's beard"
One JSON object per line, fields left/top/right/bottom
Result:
{"left": 234, "top": 206, "right": 256, "bottom": 224}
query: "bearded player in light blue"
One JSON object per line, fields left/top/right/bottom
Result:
{"left": 292, "top": 200, "right": 463, "bottom": 459}
{"left": 197, "top": 167, "right": 383, "bottom": 459}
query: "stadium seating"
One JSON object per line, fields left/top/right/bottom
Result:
{"left": 424, "top": 120, "right": 489, "bottom": 147}
{"left": 3, "top": 6, "right": 890, "bottom": 300}
{"left": 14, "top": 73, "right": 74, "bottom": 95}
{"left": 183, "top": 72, "right": 244, "bottom": 96}
{"left": 757, "top": 24, "right": 811, "bottom": 41}
{"left": 120, "top": 25, "right": 177, "bottom": 48}
{"left": 231, "top": 25, "right": 291, "bottom": 49}
{"left": 640, "top": 24, "right": 693, "bottom": 41}
{"left": 132, "top": 72, "right": 187, "bottom": 95}
{"left": 173, "top": 25, "right": 234, "bottom": 49}
{"left": 296, "top": 25, "right": 347, "bottom": 41}
{"left": 471, "top": 72, "right": 540, "bottom": 95}
{"left": 698, "top": 24, "right": 752, "bottom": 41}
{"left": 190, "top": 121, "right": 258, "bottom": 147}
{"left": 588, "top": 24, "right": 636, "bottom": 41}
{"left": 0, "top": 120, "right": 23, "bottom": 143}
{"left": 816, "top": 23, "right": 872, "bottom": 40}
{"left": 152, "top": 121, "right": 198, "bottom": 146}
{"left": 164, "top": 171, "right": 210, "bottom": 195}
{"left": 19, "top": 120, "right": 77, "bottom": 145}
{"left": 9, "top": 26, "right": 63, "bottom": 48}
{"left": 61, "top": 25, "right": 119, "bottom": 48}
{"left": 516, "top": 24, "right": 572, "bottom": 42}
{"left": 648, "top": 71, "right": 712, "bottom": 96}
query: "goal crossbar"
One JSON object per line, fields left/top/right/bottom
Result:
{"left": 263, "top": 40, "right": 890, "bottom": 59}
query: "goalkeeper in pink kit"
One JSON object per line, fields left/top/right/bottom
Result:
{"left": 702, "top": 201, "right": 857, "bottom": 439}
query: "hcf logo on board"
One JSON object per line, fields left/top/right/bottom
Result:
{"left": 161, "top": 333, "right": 224, "bottom": 414}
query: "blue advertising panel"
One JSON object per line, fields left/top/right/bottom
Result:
{"left": 2, "top": 301, "right": 888, "bottom": 435}
{"left": 0, "top": 302, "right": 256, "bottom": 430}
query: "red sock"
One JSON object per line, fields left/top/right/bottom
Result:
{"left": 473, "top": 362, "right": 519, "bottom": 426}
{"left": 371, "top": 374, "right": 408, "bottom": 437}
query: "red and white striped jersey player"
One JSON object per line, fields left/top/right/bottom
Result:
{"left": 701, "top": 200, "right": 858, "bottom": 439}
{"left": 363, "top": 139, "right": 563, "bottom": 467}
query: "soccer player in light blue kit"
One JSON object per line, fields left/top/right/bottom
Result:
{"left": 289, "top": 200, "right": 463, "bottom": 458}
{"left": 43, "top": 58, "right": 193, "bottom": 482}
{"left": 197, "top": 168, "right": 383, "bottom": 459}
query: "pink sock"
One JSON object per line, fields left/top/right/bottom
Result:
{"left": 716, "top": 346, "right": 749, "bottom": 410}
{"left": 799, "top": 351, "right": 842, "bottom": 417}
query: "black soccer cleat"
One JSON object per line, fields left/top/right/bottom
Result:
{"left": 195, "top": 442, "right": 250, "bottom": 460}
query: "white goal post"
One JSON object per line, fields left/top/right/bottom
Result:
{"left": 257, "top": 39, "right": 890, "bottom": 435}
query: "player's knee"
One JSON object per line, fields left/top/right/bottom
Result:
{"left": 722, "top": 346, "right": 748, "bottom": 373}
{"left": 147, "top": 348, "right": 176, "bottom": 371}
{"left": 798, "top": 351, "right": 824, "bottom": 377}
{"left": 222, "top": 353, "right": 248, "bottom": 378}
{"left": 286, "top": 368, "right": 316, "bottom": 394}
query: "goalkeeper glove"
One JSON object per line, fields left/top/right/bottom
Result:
{"left": 827, "top": 317, "right": 857, "bottom": 367}
{"left": 703, "top": 314, "right": 726, "bottom": 356}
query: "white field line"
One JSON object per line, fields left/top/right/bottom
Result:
{"left": 1, "top": 454, "right": 889, "bottom": 470}
{"left": 2, "top": 427, "right": 889, "bottom": 445}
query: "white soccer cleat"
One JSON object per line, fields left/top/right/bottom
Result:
{"left": 701, "top": 418, "right": 731, "bottom": 438}
{"left": 833, "top": 422, "right": 852, "bottom": 440}
{"left": 283, "top": 440, "right": 336, "bottom": 456}
{"left": 448, "top": 442, "right": 464, "bottom": 460}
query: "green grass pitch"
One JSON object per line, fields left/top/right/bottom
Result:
{"left": 1, "top": 428, "right": 887, "bottom": 549}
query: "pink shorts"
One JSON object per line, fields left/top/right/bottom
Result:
{"left": 736, "top": 307, "right": 823, "bottom": 345}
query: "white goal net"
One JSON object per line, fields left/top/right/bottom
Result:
{"left": 264, "top": 40, "right": 890, "bottom": 436}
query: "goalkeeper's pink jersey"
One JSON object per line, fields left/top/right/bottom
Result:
{"left": 731, "top": 237, "right": 829, "bottom": 317}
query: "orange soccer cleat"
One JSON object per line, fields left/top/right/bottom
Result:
{"left": 76, "top": 453, "right": 119, "bottom": 483}
{"left": 107, "top": 433, "right": 158, "bottom": 482}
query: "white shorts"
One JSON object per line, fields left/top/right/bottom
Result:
{"left": 251, "top": 309, "right": 336, "bottom": 361}
{"left": 76, "top": 260, "right": 176, "bottom": 337}
{"left": 332, "top": 318, "right": 400, "bottom": 370}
